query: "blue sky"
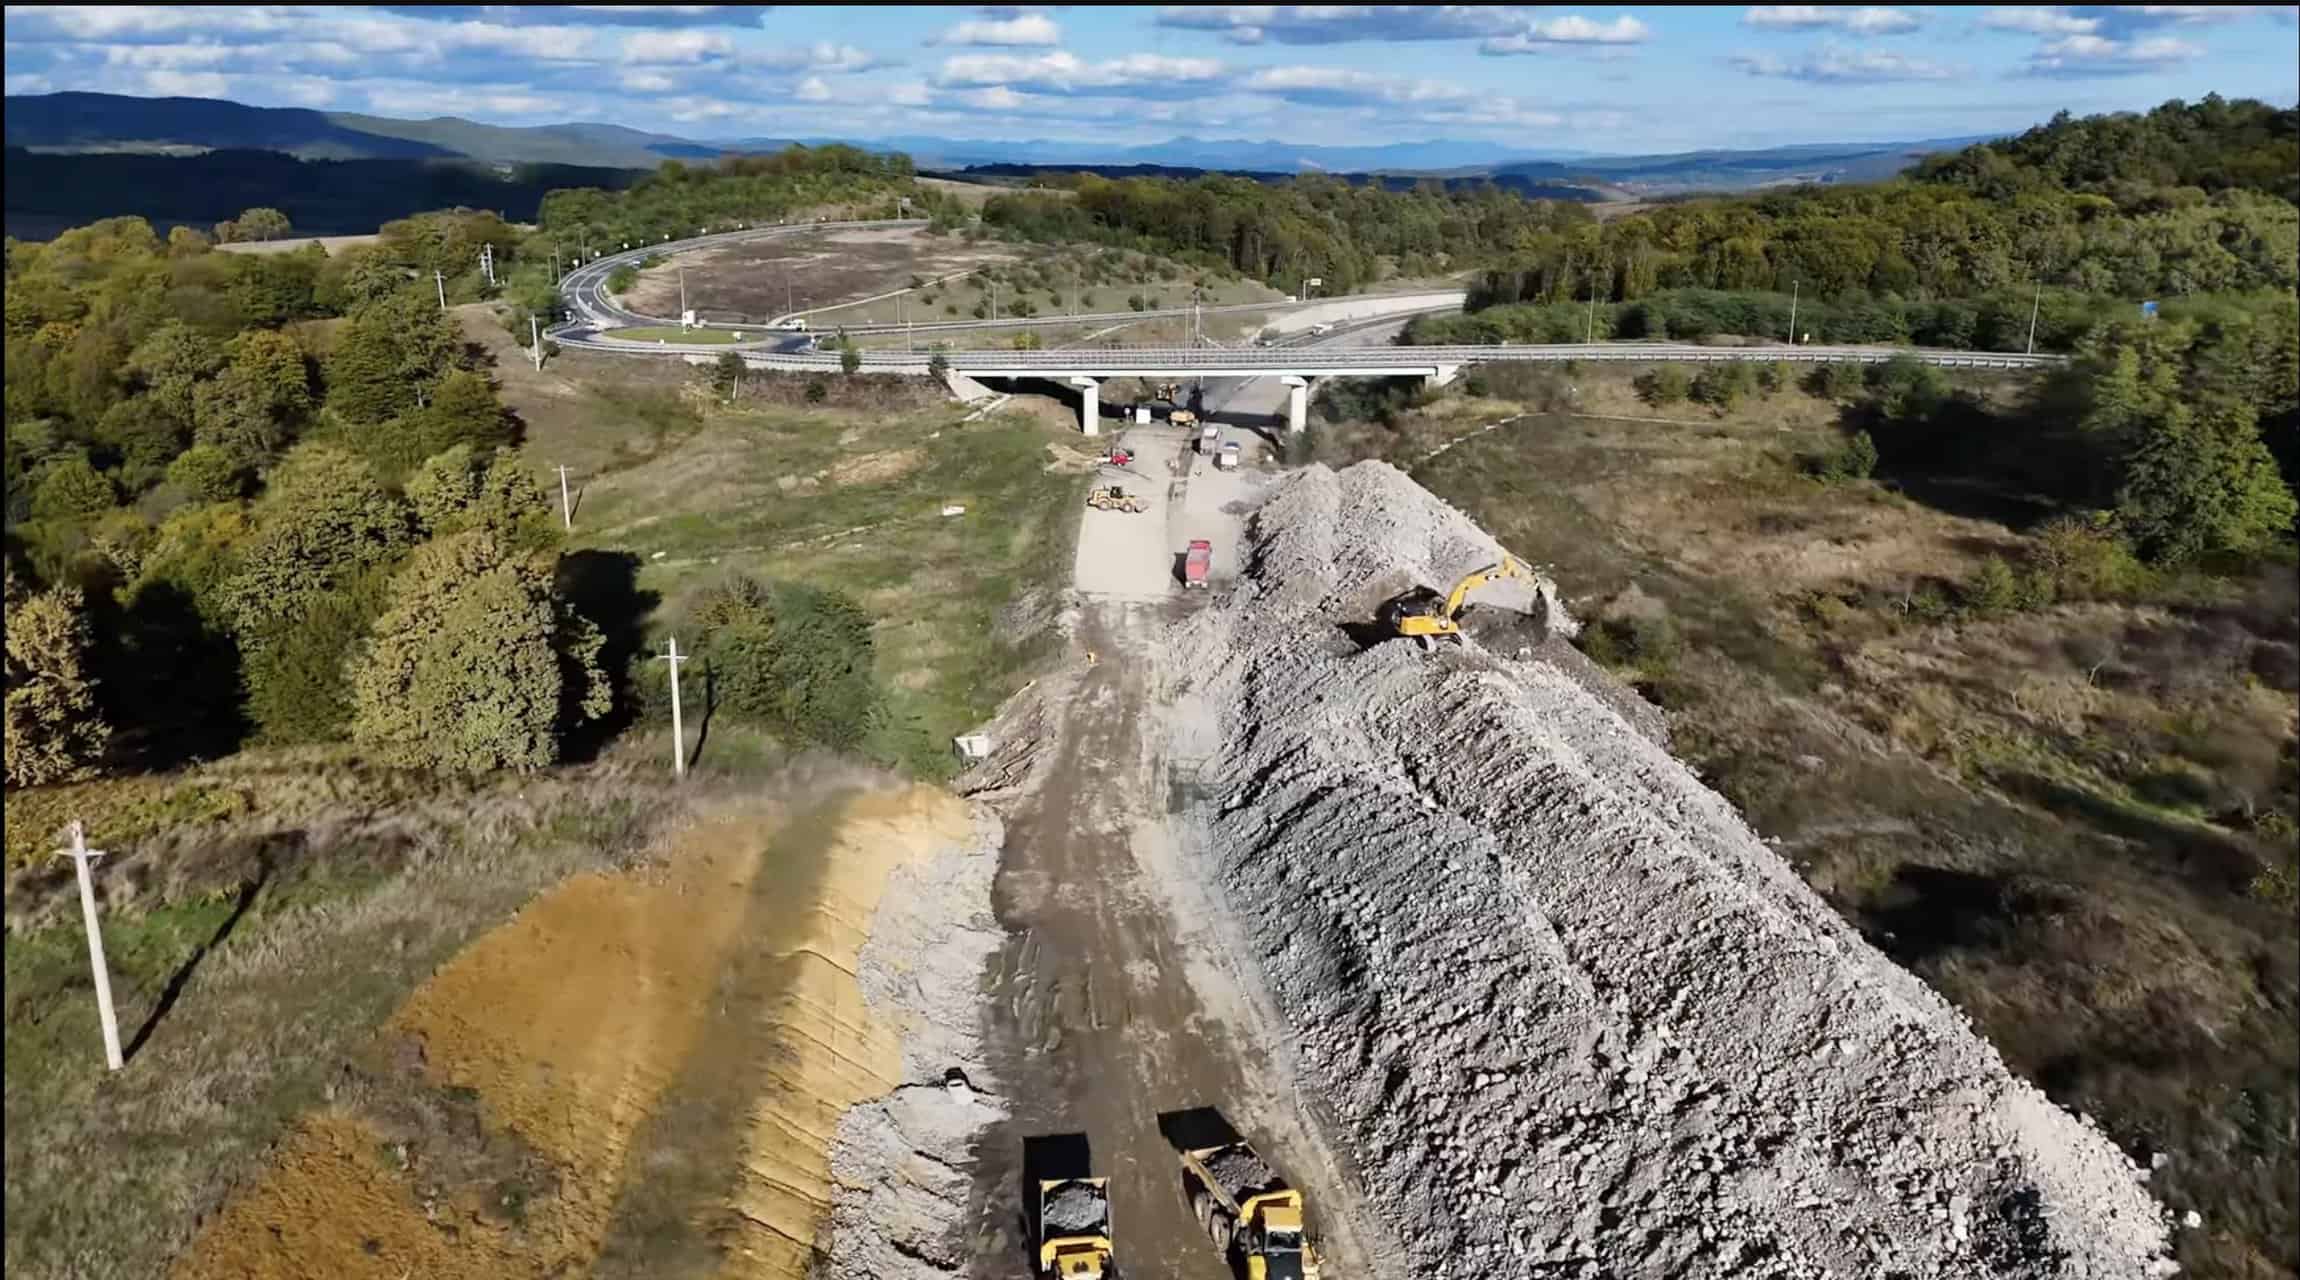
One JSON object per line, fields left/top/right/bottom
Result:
{"left": 4, "top": 5, "right": 2296, "bottom": 151}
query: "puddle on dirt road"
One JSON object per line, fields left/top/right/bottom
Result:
{"left": 175, "top": 783, "right": 973, "bottom": 1280}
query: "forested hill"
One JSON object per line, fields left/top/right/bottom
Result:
{"left": 1915, "top": 95, "right": 2298, "bottom": 205}
{"left": 1453, "top": 96, "right": 2297, "bottom": 319}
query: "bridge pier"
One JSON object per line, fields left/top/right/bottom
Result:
{"left": 1068, "top": 376, "right": 1100, "bottom": 436}
{"left": 1426, "top": 364, "right": 1462, "bottom": 391}
{"left": 1282, "top": 375, "right": 1310, "bottom": 434}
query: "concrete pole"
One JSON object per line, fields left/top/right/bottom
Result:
{"left": 679, "top": 266, "right": 688, "bottom": 327}
{"left": 435, "top": 270, "right": 447, "bottom": 311}
{"left": 59, "top": 821, "right": 123, "bottom": 1071}
{"left": 659, "top": 636, "right": 687, "bottom": 779}
{"left": 1586, "top": 292, "right": 1597, "bottom": 344}
{"left": 531, "top": 315, "right": 543, "bottom": 372}
{"left": 1787, "top": 280, "right": 1799, "bottom": 347}
{"left": 2026, "top": 283, "right": 2041, "bottom": 356}
{"left": 555, "top": 465, "right": 574, "bottom": 531}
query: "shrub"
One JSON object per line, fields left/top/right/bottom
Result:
{"left": 1962, "top": 555, "right": 2022, "bottom": 616}
{"left": 166, "top": 445, "right": 244, "bottom": 502}
{"left": 241, "top": 573, "right": 388, "bottom": 745}
{"left": 1636, "top": 365, "right": 1690, "bottom": 406}
{"left": 692, "top": 576, "right": 879, "bottom": 749}
{"left": 2029, "top": 515, "right": 2151, "bottom": 602}
{"left": 1804, "top": 362, "right": 1863, "bottom": 400}
{"left": 804, "top": 379, "right": 828, "bottom": 403}
{"left": 606, "top": 265, "right": 637, "bottom": 294}
{"left": 347, "top": 531, "right": 607, "bottom": 770}
{"left": 3, "top": 572, "right": 112, "bottom": 787}
{"left": 926, "top": 351, "right": 951, "bottom": 382}
{"left": 1692, "top": 362, "right": 1755, "bottom": 412}
{"left": 30, "top": 456, "right": 117, "bottom": 521}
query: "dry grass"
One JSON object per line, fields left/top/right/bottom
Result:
{"left": 1391, "top": 365, "right": 2299, "bottom": 1280}
{"left": 3, "top": 753, "right": 684, "bottom": 1280}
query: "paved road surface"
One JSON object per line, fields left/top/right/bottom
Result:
{"left": 962, "top": 427, "right": 1394, "bottom": 1279}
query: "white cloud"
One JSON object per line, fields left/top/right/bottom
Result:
{"left": 1729, "top": 42, "right": 1957, "bottom": 81}
{"left": 1239, "top": 63, "right": 1563, "bottom": 127}
{"left": 930, "top": 13, "right": 1061, "bottom": 46}
{"left": 748, "top": 41, "right": 882, "bottom": 73}
{"left": 934, "top": 49, "right": 1224, "bottom": 93}
{"left": 619, "top": 68, "right": 677, "bottom": 92}
{"left": 1742, "top": 6, "right": 1922, "bottom": 35}
{"left": 1156, "top": 6, "right": 1532, "bottom": 46}
{"left": 794, "top": 74, "right": 831, "bottom": 101}
{"left": 5, "top": 71, "right": 57, "bottom": 94}
{"left": 1977, "top": 7, "right": 2101, "bottom": 35}
{"left": 619, "top": 29, "right": 732, "bottom": 64}
{"left": 140, "top": 68, "right": 233, "bottom": 97}
{"left": 364, "top": 84, "right": 569, "bottom": 117}
{"left": 1481, "top": 14, "right": 1653, "bottom": 53}
{"left": 957, "top": 84, "right": 1028, "bottom": 109}
{"left": 2022, "top": 30, "right": 2202, "bottom": 74}
{"left": 887, "top": 81, "right": 932, "bottom": 107}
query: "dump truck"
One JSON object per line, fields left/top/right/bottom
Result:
{"left": 1377, "top": 554, "right": 1530, "bottom": 647}
{"left": 1039, "top": 1178, "right": 1113, "bottom": 1279}
{"left": 1087, "top": 485, "right": 1148, "bottom": 514}
{"left": 1184, "top": 539, "right": 1212, "bottom": 589}
{"left": 1196, "top": 423, "right": 1220, "bottom": 455}
{"left": 1180, "top": 1141, "right": 1320, "bottom": 1280}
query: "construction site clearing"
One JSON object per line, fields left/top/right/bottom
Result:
{"left": 154, "top": 424, "right": 2176, "bottom": 1279}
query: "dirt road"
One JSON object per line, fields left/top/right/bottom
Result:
{"left": 963, "top": 427, "right": 1394, "bottom": 1277}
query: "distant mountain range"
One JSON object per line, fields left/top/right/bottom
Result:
{"left": 5, "top": 91, "right": 1991, "bottom": 195}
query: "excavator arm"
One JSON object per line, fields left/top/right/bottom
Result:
{"left": 1439, "top": 555, "right": 1527, "bottom": 620}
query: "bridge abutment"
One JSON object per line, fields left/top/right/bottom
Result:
{"left": 1282, "top": 376, "right": 1310, "bottom": 434}
{"left": 1068, "top": 376, "right": 1100, "bottom": 436}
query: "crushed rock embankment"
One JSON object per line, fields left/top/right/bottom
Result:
{"left": 1162, "top": 461, "right": 2171, "bottom": 1279}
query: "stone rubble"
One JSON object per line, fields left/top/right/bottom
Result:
{"left": 1161, "top": 461, "right": 2173, "bottom": 1280}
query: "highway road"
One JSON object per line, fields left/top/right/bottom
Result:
{"left": 552, "top": 224, "right": 2067, "bottom": 376}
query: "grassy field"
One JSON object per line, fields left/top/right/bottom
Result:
{"left": 602, "top": 325, "right": 743, "bottom": 344}
{"left": 3, "top": 757, "right": 679, "bottom": 1280}
{"left": 557, "top": 388, "right": 1088, "bottom": 776}
{"left": 1318, "top": 363, "right": 2298, "bottom": 1280}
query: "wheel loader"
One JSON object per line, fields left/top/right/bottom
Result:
{"left": 1377, "top": 554, "right": 1529, "bottom": 647}
{"left": 1038, "top": 1177, "right": 1114, "bottom": 1278}
{"left": 1086, "top": 485, "right": 1148, "bottom": 514}
{"left": 1180, "top": 1140, "right": 1320, "bottom": 1280}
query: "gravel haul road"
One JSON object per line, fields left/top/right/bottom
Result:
{"left": 1158, "top": 460, "right": 2174, "bottom": 1279}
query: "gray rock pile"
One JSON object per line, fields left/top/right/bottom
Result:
{"left": 1041, "top": 1183, "right": 1112, "bottom": 1235}
{"left": 1162, "top": 461, "right": 2172, "bottom": 1279}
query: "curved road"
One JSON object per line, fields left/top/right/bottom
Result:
{"left": 554, "top": 225, "right": 2065, "bottom": 374}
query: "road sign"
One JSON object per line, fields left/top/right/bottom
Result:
{"left": 1305, "top": 277, "right": 1323, "bottom": 287}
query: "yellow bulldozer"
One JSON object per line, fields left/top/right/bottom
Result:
{"left": 1377, "top": 555, "right": 1529, "bottom": 647}
{"left": 1086, "top": 485, "right": 1148, "bottom": 514}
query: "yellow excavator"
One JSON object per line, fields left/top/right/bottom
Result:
{"left": 1377, "top": 555, "right": 1529, "bottom": 647}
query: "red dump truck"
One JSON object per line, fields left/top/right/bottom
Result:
{"left": 1184, "top": 540, "right": 1212, "bottom": 590}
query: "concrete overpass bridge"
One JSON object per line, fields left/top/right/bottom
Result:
{"left": 557, "top": 334, "right": 2066, "bottom": 433}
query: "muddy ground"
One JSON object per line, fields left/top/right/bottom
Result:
{"left": 627, "top": 228, "right": 1023, "bottom": 325}
{"left": 955, "top": 424, "right": 1401, "bottom": 1278}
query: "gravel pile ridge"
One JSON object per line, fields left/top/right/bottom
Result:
{"left": 1163, "top": 462, "right": 2171, "bottom": 1279}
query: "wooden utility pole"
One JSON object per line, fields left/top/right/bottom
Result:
{"left": 659, "top": 636, "right": 688, "bottom": 779}
{"left": 58, "top": 821, "right": 123, "bottom": 1071}
{"left": 554, "top": 464, "right": 574, "bottom": 531}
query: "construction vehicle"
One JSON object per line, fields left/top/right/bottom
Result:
{"left": 1105, "top": 444, "right": 1134, "bottom": 467}
{"left": 1153, "top": 381, "right": 1183, "bottom": 404}
{"left": 1184, "top": 539, "right": 1212, "bottom": 589}
{"left": 1087, "top": 485, "right": 1148, "bottom": 514}
{"left": 1216, "top": 441, "right": 1241, "bottom": 471}
{"left": 1180, "top": 1141, "right": 1321, "bottom": 1280}
{"left": 1196, "top": 423, "right": 1220, "bottom": 455}
{"left": 1038, "top": 1177, "right": 1114, "bottom": 1278}
{"left": 1170, "top": 408, "right": 1199, "bottom": 431}
{"left": 1377, "top": 554, "right": 1530, "bottom": 647}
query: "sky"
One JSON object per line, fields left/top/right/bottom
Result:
{"left": 4, "top": 5, "right": 2297, "bottom": 153}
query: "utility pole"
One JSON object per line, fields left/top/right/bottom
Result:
{"left": 58, "top": 821, "right": 123, "bottom": 1072}
{"left": 2026, "top": 282, "right": 2042, "bottom": 356}
{"left": 658, "top": 636, "right": 688, "bottom": 779}
{"left": 531, "top": 315, "right": 544, "bottom": 373}
{"left": 435, "top": 270, "right": 447, "bottom": 311}
{"left": 555, "top": 464, "right": 574, "bottom": 531}
{"left": 1586, "top": 291, "right": 1598, "bottom": 344}
{"left": 1787, "top": 279, "right": 1801, "bottom": 347}
{"left": 678, "top": 265, "right": 688, "bottom": 327}
{"left": 480, "top": 242, "right": 495, "bottom": 287}
{"left": 551, "top": 250, "right": 561, "bottom": 281}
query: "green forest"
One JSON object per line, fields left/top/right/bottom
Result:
{"left": 1, "top": 146, "right": 939, "bottom": 789}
